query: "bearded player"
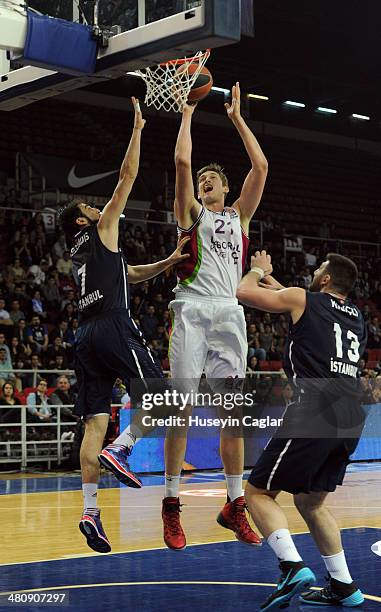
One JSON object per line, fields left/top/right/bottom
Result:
{"left": 162, "top": 83, "right": 268, "bottom": 549}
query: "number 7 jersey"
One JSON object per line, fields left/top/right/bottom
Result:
{"left": 71, "top": 225, "right": 130, "bottom": 322}
{"left": 174, "top": 206, "right": 250, "bottom": 298}
{"left": 285, "top": 292, "right": 367, "bottom": 380}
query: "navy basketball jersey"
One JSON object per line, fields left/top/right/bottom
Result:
{"left": 285, "top": 292, "right": 367, "bottom": 380}
{"left": 71, "top": 225, "right": 129, "bottom": 322}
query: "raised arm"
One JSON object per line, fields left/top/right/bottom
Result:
{"left": 228, "top": 83, "right": 268, "bottom": 233}
{"left": 237, "top": 250, "right": 306, "bottom": 322}
{"left": 128, "top": 236, "right": 190, "bottom": 284}
{"left": 174, "top": 104, "right": 202, "bottom": 229}
{"left": 97, "top": 98, "right": 146, "bottom": 251}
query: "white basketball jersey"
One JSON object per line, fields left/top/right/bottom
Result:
{"left": 174, "top": 206, "right": 249, "bottom": 298}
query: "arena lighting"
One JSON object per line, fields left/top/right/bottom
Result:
{"left": 284, "top": 100, "right": 306, "bottom": 108}
{"left": 316, "top": 106, "right": 337, "bottom": 114}
{"left": 211, "top": 86, "right": 230, "bottom": 95}
{"left": 247, "top": 93, "right": 269, "bottom": 101}
{"left": 352, "top": 113, "right": 370, "bottom": 121}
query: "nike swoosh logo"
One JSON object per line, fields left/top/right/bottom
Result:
{"left": 68, "top": 166, "right": 118, "bottom": 189}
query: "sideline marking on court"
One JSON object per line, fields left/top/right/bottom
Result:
{"left": 0, "top": 582, "right": 380, "bottom": 603}
{"left": 0, "top": 527, "right": 375, "bottom": 567}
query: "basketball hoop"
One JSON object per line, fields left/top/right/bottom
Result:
{"left": 132, "top": 49, "right": 211, "bottom": 113}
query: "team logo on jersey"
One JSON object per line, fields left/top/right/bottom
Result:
{"left": 210, "top": 236, "right": 240, "bottom": 263}
{"left": 371, "top": 541, "right": 381, "bottom": 556}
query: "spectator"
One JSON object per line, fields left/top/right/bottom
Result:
{"left": 60, "top": 289, "right": 76, "bottom": 312}
{"left": 304, "top": 247, "right": 317, "bottom": 268}
{"left": 152, "top": 325, "right": 168, "bottom": 358}
{"left": 42, "top": 276, "right": 61, "bottom": 311}
{"left": 50, "top": 375, "right": 77, "bottom": 421}
{"left": 49, "top": 355, "right": 67, "bottom": 381}
{"left": 9, "top": 299, "right": 26, "bottom": 325}
{"left": 247, "top": 323, "right": 266, "bottom": 361}
{"left": 112, "top": 378, "right": 127, "bottom": 404}
{"left": 62, "top": 303, "right": 76, "bottom": 325}
{"left": 52, "top": 232, "right": 67, "bottom": 261}
{"left": 280, "top": 381, "right": 294, "bottom": 408}
{"left": 247, "top": 355, "right": 261, "bottom": 375}
{"left": 358, "top": 358, "right": 367, "bottom": 376}
{"left": 141, "top": 305, "right": 159, "bottom": 340}
{"left": 9, "top": 336, "right": 31, "bottom": 364}
{"left": 131, "top": 295, "right": 143, "bottom": 317}
{"left": 56, "top": 251, "right": 73, "bottom": 277}
{"left": 31, "top": 289, "right": 47, "bottom": 320}
{"left": 27, "top": 315, "right": 48, "bottom": 354}
{"left": 267, "top": 339, "right": 282, "bottom": 361}
{"left": 15, "top": 319, "right": 29, "bottom": 345}
{"left": 12, "top": 284, "right": 30, "bottom": 312}
{"left": 24, "top": 354, "right": 43, "bottom": 388}
{"left": 46, "top": 337, "right": 67, "bottom": 366}
{"left": 27, "top": 379, "right": 53, "bottom": 422}
{"left": 152, "top": 293, "right": 166, "bottom": 318}
{"left": 0, "top": 382, "right": 21, "bottom": 423}
{"left": 0, "top": 298, "right": 13, "bottom": 328}
{"left": 0, "top": 333, "right": 12, "bottom": 365}
{"left": 259, "top": 324, "right": 274, "bottom": 357}
{"left": 14, "top": 235, "right": 32, "bottom": 266}
{"left": 9, "top": 259, "right": 26, "bottom": 282}
{"left": 28, "top": 261, "right": 46, "bottom": 286}
{"left": 362, "top": 304, "right": 371, "bottom": 323}
{"left": 50, "top": 320, "right": 74, "bottom": 352}
{"left": 301, "top": 267, "right": 312, "bottom": 287}
{"left": 0, "top": 347, "right": 13, "bottom": 386}
{"left": 274, "top": 313, "right": 288, "bottom": 338}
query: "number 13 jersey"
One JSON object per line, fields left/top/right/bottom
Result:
{"left": 285, "top": 292, "right": 367, "bottom": 380}
{"left": 174, "top": 206, "right": 250, "bottom": 298}
{"left": 71, "top": 225, "right": 130, "bottom": 323}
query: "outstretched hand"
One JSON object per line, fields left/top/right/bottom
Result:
{"left": 251, "top": 250, "right": 273, "bottom": 277}
{"left": 132, "top": 96, "right": 146, "bottom": 130}
{"left": 167, "top": 236, "right": 191, "bottom": 266}
{"left": 225, "top": 81, "right": 241, "bottom": 121}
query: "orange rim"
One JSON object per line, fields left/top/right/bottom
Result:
{"left": 159, "top": 48, "right": 211, "bottom": 68}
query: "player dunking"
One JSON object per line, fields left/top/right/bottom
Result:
{"left": 238, "top": 251, "right": 367, "bottom": 609}
{"left": 162, "top": 83, "right": 268, "bottom": 549}
{"left": 59, "top": 99, "right": 189, "bottom": 553}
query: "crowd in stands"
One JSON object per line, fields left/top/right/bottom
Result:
{"left": 0, "top": 205, "right": 380, "bottom": 463}
{"left": 0, "top": 208, "right": 380, "bottom": 414}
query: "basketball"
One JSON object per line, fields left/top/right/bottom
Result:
{"left": 184, "top": 64, "right": 213, "bottom": 103}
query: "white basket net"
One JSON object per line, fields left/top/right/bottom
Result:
{"left": 133, "top": 49, "right": 210, "bottom": 113}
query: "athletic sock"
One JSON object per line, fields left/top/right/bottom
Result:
{"left": 267, "top": 528, "right": 303, "bottom": 562}
{"left": 164, "top": 474, "right": 181, "bottom": 498}
{"left": 113, "top": 428, "right": 139, "bottom": 449}
{"left": 225, "top": 474, "right": 243, "bottom": 502}
{"left": 322, "top": 550, "right": 352, "bottom": 584}
{"left": 82, "top": 483, "right": 98, "bottom": 511}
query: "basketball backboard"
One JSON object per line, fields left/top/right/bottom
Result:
{"left": 0, "top": 0, "right": 242, "bottom": 111}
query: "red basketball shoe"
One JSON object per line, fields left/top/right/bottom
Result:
{"left": 217, "top": 496, "right": 262, "bottom": 545}
{"left": 162, "top": 497, "right": 186, "bottom": 550}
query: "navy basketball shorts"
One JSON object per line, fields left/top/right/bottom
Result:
{"left": 74, "top": 309, "right": 165, "bottom": 418}
{"left": 248, "top": 436, "right": 360, "bottom": 494}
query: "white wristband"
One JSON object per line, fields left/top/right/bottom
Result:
{"left": 250, "top": 266, "right": 265, "bottom": 280}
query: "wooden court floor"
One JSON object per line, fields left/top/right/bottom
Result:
{"left": 1, "top": 468, "right": 381, "bottom": 566}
